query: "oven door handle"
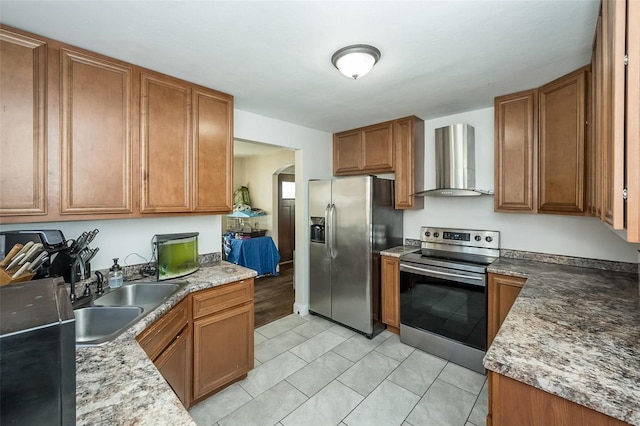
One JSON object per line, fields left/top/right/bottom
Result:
{"left": 400, "top": 263, "right": 485, "bottom": 287}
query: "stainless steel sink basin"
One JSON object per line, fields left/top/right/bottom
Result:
{"left": 75, "top": 306, "right": 143, "bottom": 345}
{"left": 93, "top": 283, "right": 180, "bottom": 310}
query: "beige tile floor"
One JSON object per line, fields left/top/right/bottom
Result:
{"left": 189, "top": 314, "right": 488, "bottom": 426}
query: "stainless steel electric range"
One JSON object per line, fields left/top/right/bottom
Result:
{"left": 399, "top": 226, "right": 500, "bottom": 374}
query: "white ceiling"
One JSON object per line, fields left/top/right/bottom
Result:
{"left": 1, "top": 0, "right": 599, "bottom": 133}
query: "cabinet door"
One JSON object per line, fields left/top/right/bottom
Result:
{"left": 538, "top": 69, "right": 586, "bottom": 214}
{"left": 193, "top": 302, "right": 253, "bottom": 400}
{"left": 487, "top": 274, "right": 526, "bottom": 346}
{"left": 333, "top": 131, "right": 362, "bottom": 175}
{"left": 381, "top": 256, "right": 400, "bottom": 332}
{"left": 494, "top": 90, "right": 538, "bottom": 213}
{"left": 155, "top": 326, "right": 190, "bottom": 407}
{"left": 600, "top": 0, "right": 626, "bottom": 228}
{"left": 60, "top": 49, "right": 133, "bottom": 214}
{"left": 627, "top": 0, "right": 640, "bottom": 242}
{"left": 361, "top": 122, "right": 394, "bottom": 172}
{"left": 140, "top": 72, "right": 191, "bottom": 213}
{"left": 394, "top": 117, "right": 424, "bottom": 209}
{"left": 0, "top": 29, "right": 47, "bottom": 216}
{"left": 192, "top": 88, "right": 233, "bottom": 212}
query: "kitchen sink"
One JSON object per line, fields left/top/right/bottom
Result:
{"left": 93, "top": 282, "right": 180, "bottom": 311}
{"left": 75, "top": 306, "right": 143, "bottom": 345}
{"left": 75, "top": 282, "right": 187, "bottom": 346}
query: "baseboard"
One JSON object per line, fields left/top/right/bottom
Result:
{"left": 293, "top": 303, "right": 309, "bottom": 317}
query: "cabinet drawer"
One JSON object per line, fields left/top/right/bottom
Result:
{"left": 137, "top": 297, "right": 189, "bottom": 361}
{"left": 192, "top": 278, "right": 253, "bottom": 320}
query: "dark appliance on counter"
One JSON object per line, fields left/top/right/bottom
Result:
{"left": 399, "top": 226, "right": 500, "bottom": 374}
{"left": 309, "top": 176, "right": 403, "bottom": 338}
{"left": 0, "top": 277, "right": 75, "bottom": 425}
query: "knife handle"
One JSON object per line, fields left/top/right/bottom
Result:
{"left": 12, "top": 262, "right": 31, "bottom": 279}
{"left": 0, "top": 244, "right": 23, "bottom": 268}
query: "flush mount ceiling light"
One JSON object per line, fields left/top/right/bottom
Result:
{"left": 331, "top": 44, "right": 381, "bottom": 80}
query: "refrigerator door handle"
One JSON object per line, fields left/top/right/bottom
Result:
{"left": 325, "top": 204, "right": 332, "bottom": 258}
{"left": 330, "top": 204, "right": 337, "bottom": 259}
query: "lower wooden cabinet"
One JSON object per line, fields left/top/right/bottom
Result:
{"left": 487, "top": 273, "right": 526, "bottom": 346}
{"left": 154, "top": 326, "right": 191, "bottom": 405}
{"left": 193, "top": 302, "right": 254, "bottom": 400}
{"left": 488, "top": 372, "right": 627, "bottom": 426}
{"left": 137, "top": 278, "right": 254, "bottom": 408}
{"left": 381, "top": 255, "right": 400, "bottom": 334}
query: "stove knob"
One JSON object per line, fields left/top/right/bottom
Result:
{"left": 425, "top": 231, "right": 431, "bottom": 237}
{"left": 433, "top": 232, "right": 440, "bottom": 238}
{"left": 474, "top": 235, "right": 482, "bottom": 242}
{"left": 485, "top": 236, "right": 493, "bottom": 243}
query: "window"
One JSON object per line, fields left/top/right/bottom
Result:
{"left": 281, "top": 181, "right": 295, "bottom": 199}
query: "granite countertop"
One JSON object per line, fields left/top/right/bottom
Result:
{"left": 75, "top": 261, "right": 257, "bottom": 426}
{"left": 380, "top": 245, "right": 420, "bottom": 257}
{"left": 484, "top": 257, "right": 640, "bottom": 425}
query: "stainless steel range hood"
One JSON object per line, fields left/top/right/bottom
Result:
{"left": 413, "top": 123, "right": 493, "bottom": 197}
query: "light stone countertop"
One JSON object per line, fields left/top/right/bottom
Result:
{"left": 75, "top": 261, "right": 257, "bottom": 426}
{"left": 380, "top": 245, "right": 420, "bottom": 258}
{"left": 484, "top": 257, "right": 640, "bottom": 425}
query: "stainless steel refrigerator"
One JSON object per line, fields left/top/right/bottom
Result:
{"left": 309, "top": 176, "right": 403, "bottom": 337}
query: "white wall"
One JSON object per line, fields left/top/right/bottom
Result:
{"left": 405, "top": 107, "right": 640, "bottom": 263}
{"left": 0, "top": 109, "right": 334, "bottom": 316}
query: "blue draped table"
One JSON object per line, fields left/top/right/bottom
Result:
{"left": 226, "top": 236, "right": 280, "bottom": 276}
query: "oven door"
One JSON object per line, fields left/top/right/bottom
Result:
{"left": 399, "top": 261, "right": 487, "bottom": 352}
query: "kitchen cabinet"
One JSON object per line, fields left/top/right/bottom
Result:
{"left": 333, "top": 122, "right": 394, "bottom": 175}
{"left": 393, "top": 116, "right": 425, "bottom": 209}
{"left": 494, "top": 67, "right": 588, "bottom": 215}
{"left": 137, "top": 278, "right": 254, "bottom": 408}
{"left": 0, "top": 24, "right": 234, "bottom": 223}
{"left": 140, "top": 72, "right": 192, "bottom": 213}
{"left": 381, "top": 255, "right": 400, "bottom": 334}
{"left": 487, "top": 372, "right": 626, "bottom": 426}
{"left": 590, "top": 0, "right": 640, "bottom": 242}
{"left": 140, "top": 73, "right": 234, "bottom": 214}
{"left": 538, "top": 68, "right": 587, "bottom": 214}
{"left": 0, "top": 28, "right": 47, "bottom": 216}
{"left": 137, "top": 298, "right": 191, "bottom": 407}
{"left": 333, "top": 116, "right": 425, "bottom": 209}
{"left": 487, "top": 273, "right": 526, "bottom": 346}
{"left": 60, "top": 48, "right": 133, "bottom": 214}
{"left": 192, "top": 278, "right": 254, "bottom": 401}
{"left": 494, "top": 90, "right": 538, "bottom": 213}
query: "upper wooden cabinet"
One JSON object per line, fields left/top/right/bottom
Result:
{"left": 140, "top": 72, "right": 192, "bottom": 213}
{"left": 0, "top": 29, "right": 47, "bottom": 216}
{"left": 0, "top": 25, "right": 234, "bottom": 222}
{"left": 394, "top": 116, "right": 425, "bottom": 209}
{"left": 538, "top": 69, "right": 587, "bottom": 214}
{"left": 334, "top": 122, "right": 393, "bottom": 175}
{"left": 191, "top": 88, "right": 233, "bottom": 213}
{"left": 333, "top": 116, "right": 424, "bottom": 209}
{"left": 494, "top": 67, "right": 588, "bottom": 216}
{"left": 590, "top": 0, "right": 639, "bottom": 243}
{"left": 60, "top": 48, "right": 133, "bottom": 214}
{"left": 494, "top": 90, "right": 538, "bottom": 213}
{"left": 140, "top": 73, "right": 234, "bottom": 214}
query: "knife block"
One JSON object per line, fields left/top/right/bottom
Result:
{"left": 0, "top": 266, "right": 35, "bottom": 286}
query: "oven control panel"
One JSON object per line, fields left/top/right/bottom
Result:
{"left": 420, "top": 226, "right": 500, "bottom": 249}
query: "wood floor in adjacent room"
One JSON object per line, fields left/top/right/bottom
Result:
{"left": 254, "top": 262, "right": 294, "bottom": 329}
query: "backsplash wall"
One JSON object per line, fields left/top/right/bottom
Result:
{"left": 404, "top": 107, "right": 640, "bottom": 263}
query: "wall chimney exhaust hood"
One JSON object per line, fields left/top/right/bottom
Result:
{"left": 413, "top": 123, "right": 493, "bottom": 197}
